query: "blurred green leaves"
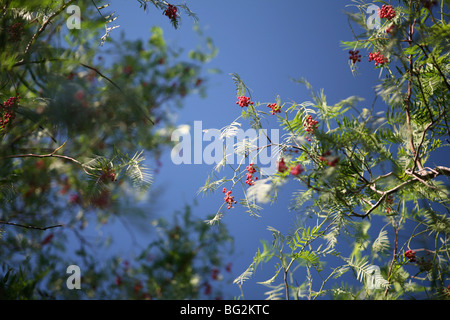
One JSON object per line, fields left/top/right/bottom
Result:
{"left": 0, "top": 0, "right": 232, "bottom": 300}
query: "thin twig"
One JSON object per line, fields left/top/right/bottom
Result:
{"left": 0, "top": 220, "right": 64, "bottom": 230}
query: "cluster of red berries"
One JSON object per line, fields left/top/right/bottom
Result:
{"left": 164, "top": 4, "right": 178, "bottom": 21}
{"left": 404, "top": 248, "right": 434, "bottom": 272}
{"left": 405, "top": 249, "right": 417, "bottom": 263}
{"left": 369, "top": 52, "right": 389, "bottom": 66}
{"left": 2, "top": 96, "right": 19, "bottom": 109}
{"left": 318, "top": 150, "right": 339, "bottom": 167}
{"left": 290, "top": 164, "right": 304, "bottom": 176}
{"left": 1, "top": 95, "right": 19, "bottom": 129}
{"left": 267, "top": 103, "right": 281, "bottom": 115}
{"left": 277, "top": 158, "right": 304, "bottom": 176}
{"left": 203, "top": 263, "right": 232, "bottom": 298}
{"left": 378, "top": 5, "right": 396, "bottom": 20}
{"left": 346, "top": 6, "right": 398, "bottom": 69}
{"left": 304, "top": 115, "right": 318, "bottom": 133}
{"left": 304, "top": 115, "right": 319, "bottom": 142}
{"left": 236, "top": 96, "right": 253, "bottom": 108}
{"left": 8, "top": 22, "right": 23, "bottom": 42}
{"left": 277, "top": 158, "right": 288, "bottom": 173}
{"left": 222, "top": 187, "right": 237, "bottom": 209}
{"left": 386, "top": 24, "right": 396, "bottom": 35}
{"left": 349, "top": 50, "right": 362, "bottom": 64}
{"left": 245, "top": 163, "right": 258, "bottom": 186}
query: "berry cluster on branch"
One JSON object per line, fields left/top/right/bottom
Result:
{"left": 164, "top": 4, "right": 177, "bottom": 22}
{"left": 378, "top": 5, "right": 396, "bottom": 20}
{"left": 236, "top": 96, "right": 253, "bottom": 108}
{"left": 1, "top": 95, "right": 19, "bottom": 129}
{"left": 222, "top": 188, "right": 237, "bottom": 209}
{"left": 245, "top": 163, "right": 258, "bottom": 186}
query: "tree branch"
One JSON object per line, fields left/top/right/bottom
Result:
{"left": 0, "top": 220, "right": 64, "bottom": 230}
{"left": 405, "top": 16, "right": 423, "bottom": 172}
{"left": 355, "top": 165, "right": 450, "bottom": 218}
{"left": 1, "top": 142, "right": 92, "bottom": 176}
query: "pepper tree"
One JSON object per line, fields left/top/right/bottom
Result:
{"left": 200, "top": 0, "right": 450, "bottom": 299}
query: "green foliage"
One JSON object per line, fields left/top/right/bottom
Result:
{"left": 0, "top": 265, "right": 45, "bottom": 299}
{"left": 18, "top": 205, "right": 233, "bottom": 300}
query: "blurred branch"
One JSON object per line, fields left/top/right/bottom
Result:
{"left": 0, "top": 220, "right": 64, "bottom": 230}
{"left": 1, "top": 141, "right": 92, "bottom": 175}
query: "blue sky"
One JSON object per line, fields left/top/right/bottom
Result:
{"left": 104, "top": 0, "right": 385, "bottom": 299}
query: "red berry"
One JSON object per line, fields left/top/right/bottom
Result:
{"left": 69, "top": 193, "right": 81, "bottom": 205}
{"left": 41, "top": 233, "right": 54, "bottom": 245}
{"left": 204, "top": 282, "right": 212, "bottom": 295}
{"left": 386, "top": 24, "right": 396, "bottom": 35}
{"left": 134, "top": 281, "right": 143, "bottom": 293}
{"left": 349, "top": 50, "right": 361, "bottom": 64}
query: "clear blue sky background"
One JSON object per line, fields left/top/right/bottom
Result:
{"left": 101, "top": 0, "right": 384, "bottom": 299}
